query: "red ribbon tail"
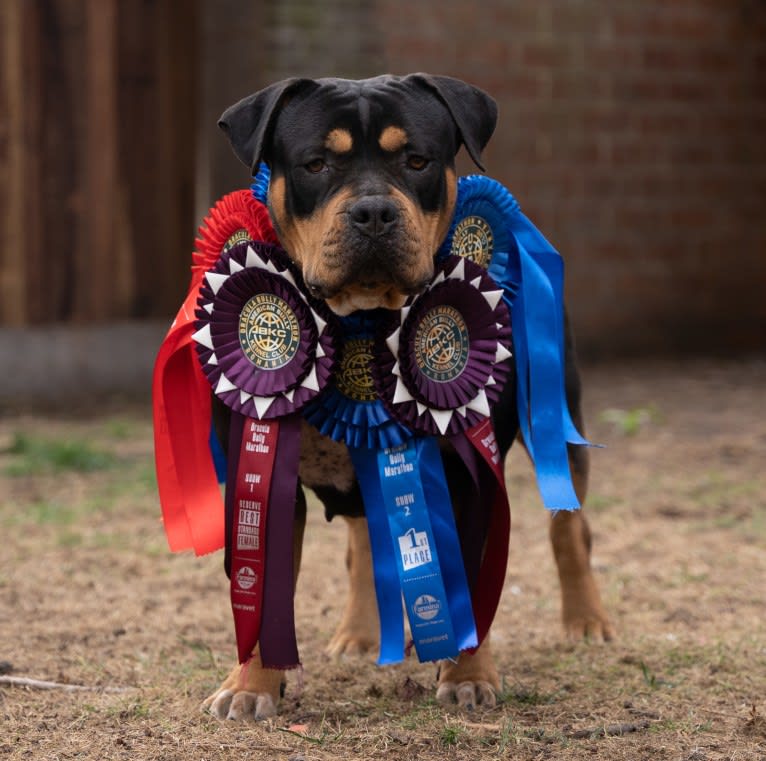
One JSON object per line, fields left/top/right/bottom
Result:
{"left": 152, "top": 286, "right": 224, "bottom": 556}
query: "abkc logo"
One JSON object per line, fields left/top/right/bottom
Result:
{"left": 238, "top": 293, "right": 300, "bottom": 370}
{"left": 398, "top": 527, "right": 432, "bottom": 571}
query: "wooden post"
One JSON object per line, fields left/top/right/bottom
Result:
{"left": 0, "top": 1, "right": 36, "bottom": 326}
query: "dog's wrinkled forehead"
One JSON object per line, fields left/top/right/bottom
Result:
{"left": 270, "top": 77, "right": 454, "bottom": 161}
{"left": 219, "top": 73, "right": 497, "bottom": 181}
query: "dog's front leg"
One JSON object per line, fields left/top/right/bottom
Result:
{"left": 436, "top": 636, "right": 499, "bottom": 709}
{"left": 203, "top": 486, "right": 307, "bottom": 720}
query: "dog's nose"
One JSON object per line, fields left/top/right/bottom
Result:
{"left": 348, "top": 196, "right": 399, "bottom": 238}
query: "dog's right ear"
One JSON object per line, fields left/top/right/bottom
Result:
{"left": 219, "top": 78, "right": 316, "bottom": 174}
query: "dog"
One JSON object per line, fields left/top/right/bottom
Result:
{"left": 202, "top": 74, "right": 613, "bottom": 721}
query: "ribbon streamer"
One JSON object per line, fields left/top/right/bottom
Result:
{"left": 153, "top": 190, "right": 278, "bottom": 555}
{"left": 442, "top": 175, "right": 590, "bottom": 511}
{"left": 372, "top": 254, "right": 514, "bottom": 656}
{"left": 194, "top": 241, "right": 338, "bottom": 667}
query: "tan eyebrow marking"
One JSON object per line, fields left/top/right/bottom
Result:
{"left": 324, "top": 128, "right": 353, "bottom": 154}
{"left": 378, "top": 125, "right": 408, "bottom": 152}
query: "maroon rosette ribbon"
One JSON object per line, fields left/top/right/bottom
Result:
{"left": 192, "top": 240, "right": 338, "bottom": 670}
{"left": 193, "top": 241, "right": 336, "bottom": 419}
{"left": 373, "top": 255, "right": 513, "bottom": 437}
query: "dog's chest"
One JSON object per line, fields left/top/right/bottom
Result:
{"left": 298, "top": 421, "right": 356, "bottom": 492}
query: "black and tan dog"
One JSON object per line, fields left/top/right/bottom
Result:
{"left": 203, "top": 74, "right": 613, "bottom": 721}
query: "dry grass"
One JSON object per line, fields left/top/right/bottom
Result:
{"left": 1, "top": 359, "right": 764, "bottom": 761}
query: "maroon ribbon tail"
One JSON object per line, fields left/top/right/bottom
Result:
{"left": 258, "top": 413, "right": 302, "bottom": 669}
{"left": 226, "top": 412, "right": 302, "bottom": 669}
{"left": 451, "top": 418, "right": 511, "bottom": 647}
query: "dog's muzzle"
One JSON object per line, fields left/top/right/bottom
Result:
{"left": 303, "top": 195, "right": 432, "bottom": 313}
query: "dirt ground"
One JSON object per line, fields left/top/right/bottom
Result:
{"left": 1, "top": 358, "right": 764, "bottom": 761}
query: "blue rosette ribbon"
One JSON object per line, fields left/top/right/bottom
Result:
{"left": 440, "top": 175, "right": 590, "bottom": 511}
{"left": 303, "top": 311, "right": 411, "bottom": 450}
{"left": 307, "top": 306, "right": 486, "bottom": 664}
{"left": 250, "top": 162, "right": 271, "bottom": 204}
{"left": 303, "top": 312, "right": 415, "bottom": 664}
{"left": 193, "top": 240, "right": 339, "bottom": 669}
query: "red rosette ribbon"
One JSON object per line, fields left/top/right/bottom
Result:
{"left": 153, "top": 191, "right": 278, "bottom": 557}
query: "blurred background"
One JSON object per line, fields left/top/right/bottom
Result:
{"left": 0, "top": 0, "right": 764, "bottom": 403}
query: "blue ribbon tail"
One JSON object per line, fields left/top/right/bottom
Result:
{"left": 505, "top": 211, "right": 592, "bottom": 511}
{"left": 417, "top": 438, "right": 478, "bottom": 653}
{"left": 348, "top": 448, "right": 405, "bottom": 665}
{"left": 209, "top": 424, "right": 228, "bottom": 484}
{"left": 373, "top": 441, "right": 459, "bottom": 662}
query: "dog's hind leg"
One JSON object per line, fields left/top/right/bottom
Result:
{"left": 326, "top": 516, "right": 380, "bottom": 658}
{"left": 550, "top": 329, "right": 614, "bottom": 642}
{"left": 550, "top": 444, "right": 614, "bottom": 642}
{"left": 203, "top": 484, "right": 307, "bottom": 720}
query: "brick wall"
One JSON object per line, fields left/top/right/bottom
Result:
{"left": 230, "top": 0, "right": 766, "bottom": 357}
{"left": 3, "top": 1, "right": 763, "bottom": 359}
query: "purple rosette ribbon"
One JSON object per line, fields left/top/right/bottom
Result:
{"left": 367, "top": 254, "right": 514, "bottom": 653}
{"left": 373, "top": 255, "right": 513, "bottom": 437}
{"left": 194, "top": 241, "right": 336, "bottom": 418}
{"left": 192, "top": 240, "right": 338, "bottom": 670}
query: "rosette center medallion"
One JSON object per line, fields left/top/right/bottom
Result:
{"left": 413, "top": 305, "right": 469, "bottom": 383}
{"left": 336, "top": 338, "right": 377, "bottom": 402}
{"left": 238, "top": 293, "right": 300, "bottom": 370}
{"left": 451, "top": 215, "right": 493, "bottom": 267}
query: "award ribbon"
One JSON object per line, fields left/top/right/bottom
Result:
{"left": 304, "top": 313, "right": 414, "bottom": 663}
{"left": 155, "top": 172, "right": 589, "bottom": 671}
{"left": 193, "top": 241, "right": 337, "bottom": 667}
{"left": 153, "top": 190, "right": 278, "bottom": 555}
{"left": 373, "top": 254, "right": 514, "bottom": 649}
{"left": 440, "top": 175, "right": 591, "bottom": 511}
{"left": 349, "top": 438, "right": 474, "bottom": 663}
{"left": 307, "top": 311, "right": 474, "bottom": 663}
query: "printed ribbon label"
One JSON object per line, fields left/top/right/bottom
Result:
{"left": 376, "top": 441, "right": 459, "bottom": 662}
{"left": 193, "top": 241, "right": 338, "bottom": 668}
{"left": 229, "top": 419, "right": 278, "bottom": 665}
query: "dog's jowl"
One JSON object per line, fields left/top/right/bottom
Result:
{"left": 200, "top": 74, "right": 613, "bottom": 721}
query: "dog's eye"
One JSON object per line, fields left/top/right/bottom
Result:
{"left": 305, "top": 158, "right": 327, "bottom": 174}
{"left": 406, "top": 155, "right": 428, "bottom": 171}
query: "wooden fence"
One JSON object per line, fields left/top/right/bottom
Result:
{"left": 1, "top": 0, "right": 197, "bottom": 325}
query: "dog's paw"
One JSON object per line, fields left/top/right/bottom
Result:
{"left": 203, "top": 688, "right": 278, "bottom": 721}
{"left": 561, "top": 575, "right": 616, "bottom": 643}
{"left": 202, "top": 656, "right": 284, "bottom": 722}
{"left": 563, "top": 608, "right": 616, "bottom": 643}
{"left": 436, "top": 680, "right": 497, "bottom": 710}
{"left": 325, "top": 621, "right": 378, "bottom": 659}
{"left": 436, "top": 638, "right": 499, "bottom": 711}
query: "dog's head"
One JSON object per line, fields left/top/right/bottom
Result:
{"left": 219, "top": 74, "right": 496, "bottom": 315}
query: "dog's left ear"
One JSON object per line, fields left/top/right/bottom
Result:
{"left": 219, "top": 78, "right": 318, "bottom": 173}
{"left": 407, "top": 74, "right": 497, "bottom": 171}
